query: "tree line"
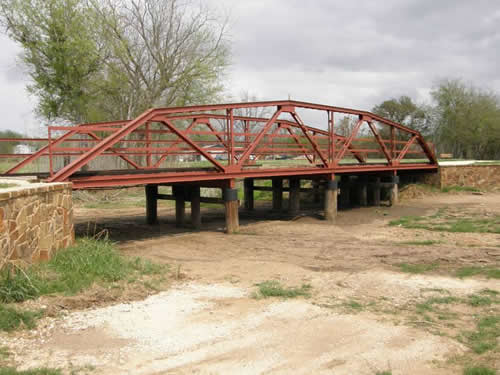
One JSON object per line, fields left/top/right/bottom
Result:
{"left": 372, "top": 79, "right": 500, "bottom": 160}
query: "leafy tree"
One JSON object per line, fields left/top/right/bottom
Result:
{"left": 0, "top": 0, "right": 104, "bottom": 123}
{"left": 0, "top": 0, "right": 230, "bottom": 124}
{"left": 431, "top": 79, "right": 500, "bottom": 159}
{"left": 372, "top": 95, "right": 431, "bottom": 136}
{"left": 0, "top": 130, "right": 24, "bottom": 154}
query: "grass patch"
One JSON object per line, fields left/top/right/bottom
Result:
{"left": 462, "top": 315, "right": 499, "bottom": 354}
{"left": 0, "top": 368, "right": 61, "bottom": 375}
{"left": 463, "top": 366, "right": 496, "bottom": 375}
{"left": 389, "top": 208, "right": 500, "bottom": 234}
{"left": 397, "top": 262, "right": 439, "bottom": 274}
{"left": 253, "top": 281, "right": 311, "bottom": 299}
{"left": 0, "top": 238, "right": 166, "bottom": 304}
{"left": 455, "top": 267, "right": 500, "bottom": 279}
{"left": 0, "top": 184, "right": 16, "bottom": 189}
{"left": 467, "top": 295, "right": 493, "bottom": 307}
{"left": 0, "top": 305, "right": 42, "bottom": 332}
{"left": 342, "top": 300, "right": 364, "bottom": 312}
{"left": 400, "top": 240, "right": 441, "bottom": 246}
{"left": 441, "top": 186, "right": 480, "bottom": 193}
{"left": 375, "top": 372, "right": 392, "bottom": 375}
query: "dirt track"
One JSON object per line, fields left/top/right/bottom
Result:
{"left": 6, "top": 192, "right": 500, "bottom": 374}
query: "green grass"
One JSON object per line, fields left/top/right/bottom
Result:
{"left": 400, "top": 240, "right": 441, "bottom": 246}
{"left": 389, "top": 212, "right": 500, "bottom": 234}
{"left": 375, "top": 372, "right": 392, "bottom": 375}
{"left": 397, "top": 262, "right": 439, "bottom": 274}
{"left": 342, "top": 300, "right": 364, "bottom": 312}
{"left": 441, "top": 186, "right": 480, "bottom": 193}
{"left": 0, "top": 184, "right": 17, "bottom": 189}
{"left": 462, "top": 315, "right": 499, "bottom": 354}
{"left": 455, "top": 267, "right": 500, "bottom": 279}
{"left": 0, "top": 368, "right": 61, "bottom": 375}
{"left": 463, "top": 366, "right": 497, "bottom": 375}
{"left": 467, "top": 295, "right": 493, "bottom": 307}
{"left": 0, "top": 305, "right": 42, "bottom": 332}
{"left": 0, "top": 238, "right": 166, "bottom": 304}
{"left": 253, "top": 281, "right": 311, "bottom": 299}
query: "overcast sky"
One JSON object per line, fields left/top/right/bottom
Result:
{"left": 1, "top": 0, "right": 499, "bottom": 133}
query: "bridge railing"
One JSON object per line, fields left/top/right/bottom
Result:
{"left": 0, "top": 100, "right": 437, "bottom": 180}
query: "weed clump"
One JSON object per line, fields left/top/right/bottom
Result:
{"left": 253, "top": 281, "right": 311, "bottom": 299}
{"left": 0, "top": 238, "right": 166, "bottom": 304}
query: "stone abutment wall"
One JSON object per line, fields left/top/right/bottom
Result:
{"left": 0, "top": 181, "right": 74, "bottom": 264}
{"left": 421, "top": 165, "right": 500, "bottom": 189}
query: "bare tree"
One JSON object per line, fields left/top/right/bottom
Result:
{"left": 90, "top": 0, "right": 230, "bottom": 119}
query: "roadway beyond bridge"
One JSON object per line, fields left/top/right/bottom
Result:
{"left": 1, "top": 100, "right": 438, "bottom": 232}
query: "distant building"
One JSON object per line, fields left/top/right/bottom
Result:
{"left": 13, "top": 144, "right": 35, "bottom": 154}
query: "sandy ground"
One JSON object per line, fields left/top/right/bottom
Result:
{"left": 4, "top": 192, "right": 500, "bottom": 374}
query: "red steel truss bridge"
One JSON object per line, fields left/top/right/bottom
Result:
{"left": 0, "top": 100, "right": 438, "bottom": 189}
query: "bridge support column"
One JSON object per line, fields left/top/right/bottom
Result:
{"left": 389, "top": 175, "right": 399, "bottom": 206}
{"left": 289, "top": 178, "right": 300, "bottom": 215}
{"left": 190, "top": 186, "right": 201, "bottom": 229}
{"left": 369, "top": 177, "right": 381, "bottom": 206}
{"left": 224, "top": 185, "right": 239, "bottom": 234}
{"left": 358, "top": 180, "right": 368, "bottom": 207}
{"left": 340, "top": 176, "right": 351, "bottom": 209}
{"left": 145, "top": 184, "right": 158, "bottom": 225}
{"left": 324, "top": 179, "right": 338, "bottom": 222}
{"left": 313, "top": 180, "right": 321, "bottom": 204}
{"left": 173, "top": 185, "right": 185, "bottom": 227}
{"left": 272, "top": 178, "right": 283, "bottom": 211}
{"left": 244, "top": 178, "right": 254, "bottom": 211}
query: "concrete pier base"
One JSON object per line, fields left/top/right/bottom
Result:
{"left": 389, "top": 176, "right": 399, "bottom": 206}
{"left": 324, "top": 180, "right": 338, "bottom": 222}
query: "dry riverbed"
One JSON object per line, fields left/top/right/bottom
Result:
{"left": 2, "top": 191, "right": 499, "bottom": 374}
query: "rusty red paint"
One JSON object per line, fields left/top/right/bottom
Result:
{"left": 0, "top": 100, "right": 438, "bottom": 188}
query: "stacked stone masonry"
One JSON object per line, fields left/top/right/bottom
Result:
{"left": 0, "top": 182, "right": 74, "bottom": 263}
{"left": 422, "top": 165, "right": 500, "bottom": 189}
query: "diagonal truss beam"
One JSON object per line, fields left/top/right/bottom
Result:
{"left": 366, "top": 121, "right": 392, "bottom": 164}
{"left": 86, "top": 131, "right": 141, "bottom": 169}
{"left": 161, "top": 119, "right": 226, "bottom": 172}
{"left": 48, "top": 109, "right": 156, "bottom": 182}
{"left": 236, "top": 108, "right": 283, "bottom": 167}
{"left": 153, "top": 119, "right": 201, "bottom": 168}
{"left": 5, "top": 129, "right": 80, "bottom": 174}
{"left": 335, "top": 119, "right": 364, "bottom": 163}
{"left": 395, "top": 135, "right": 418, "bottom": 163}
{"left": 283, "top": 126, "right": 314, "bottom": 163}
{"left": 290, "top": 111, "right": 328, "bottom": 166}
